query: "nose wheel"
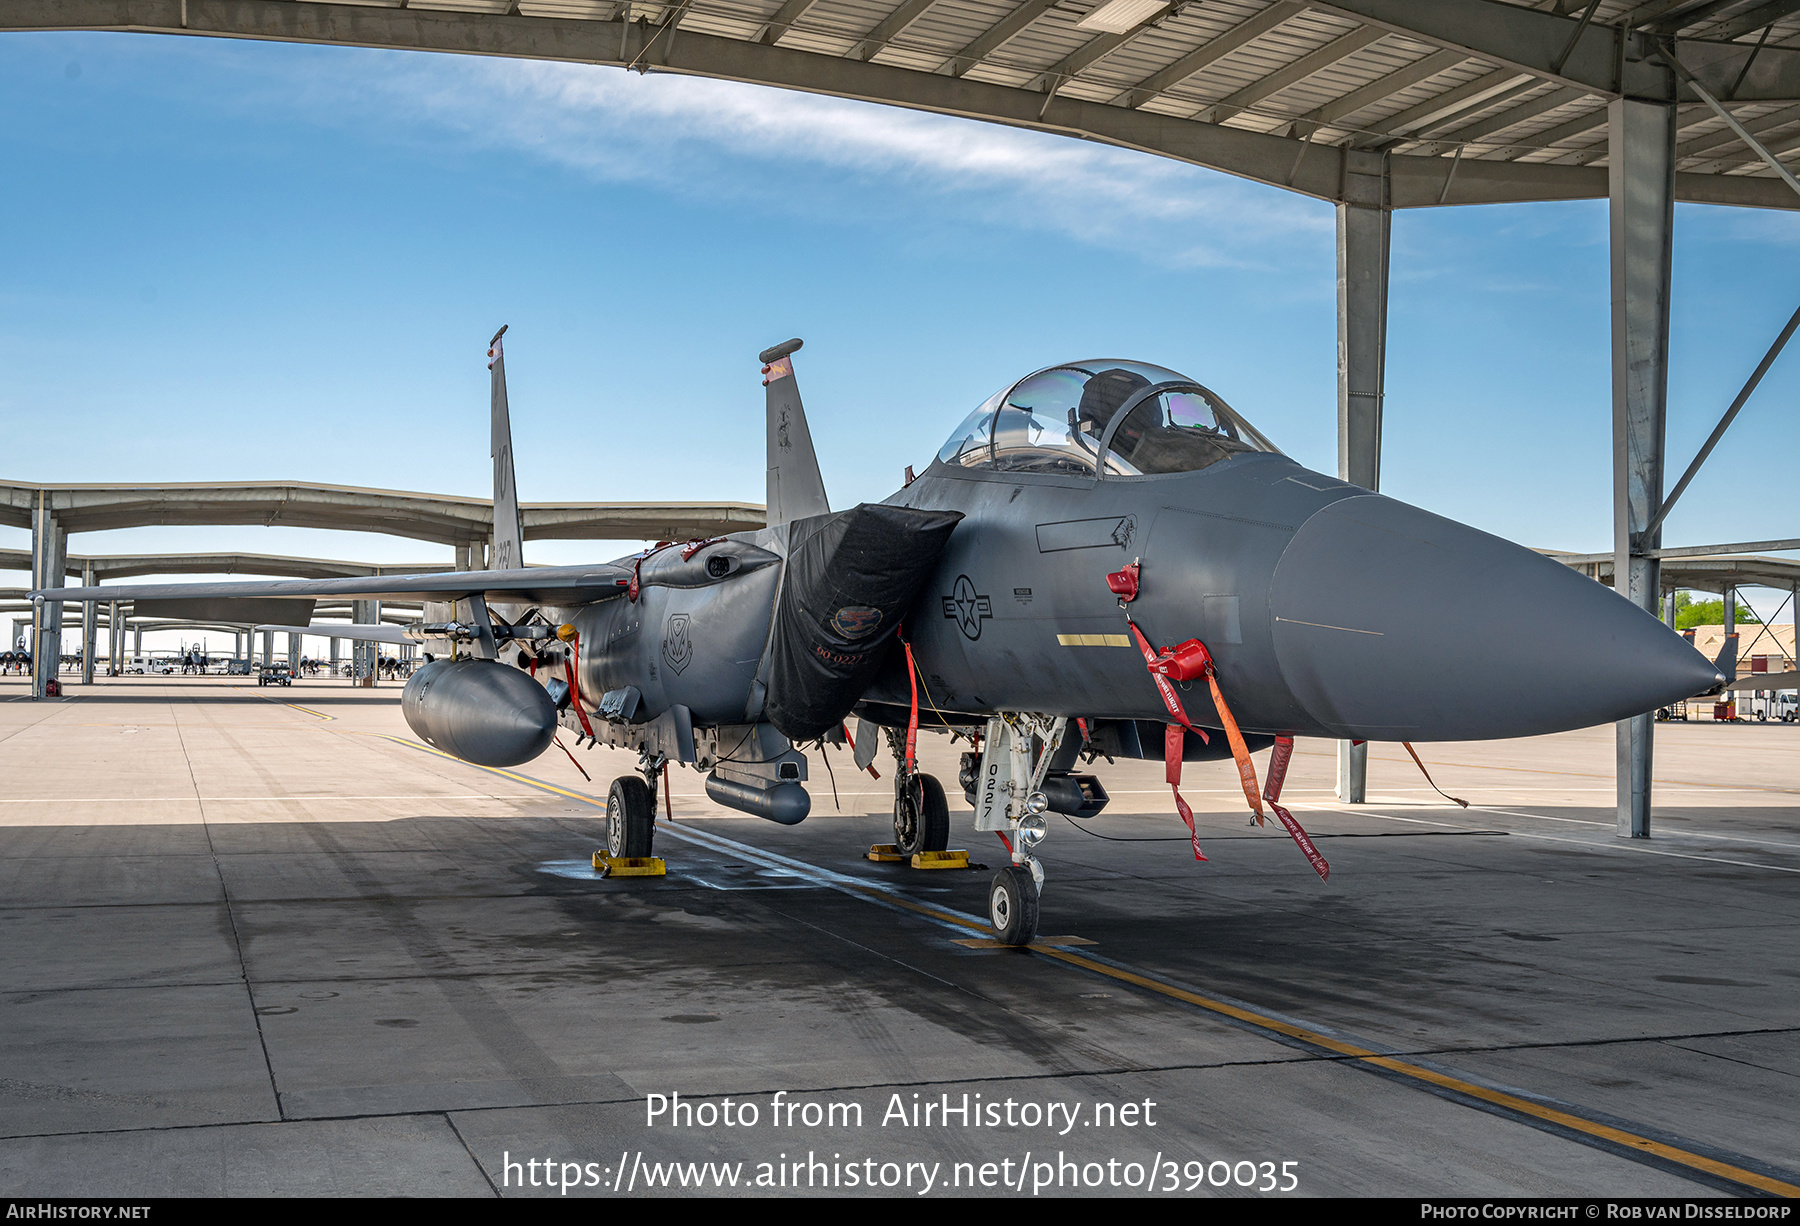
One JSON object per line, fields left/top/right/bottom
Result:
{"left": 988, "top": 864, "right": 1040, "bottom": 946}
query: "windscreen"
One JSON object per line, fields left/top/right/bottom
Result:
{"left": 935, "top": 360, "right": 1271, "bottom": 476}
{"left": 1102, "top": 386, "right": 1261, "bottom": 476}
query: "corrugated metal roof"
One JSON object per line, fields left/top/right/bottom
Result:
{"left": 31, "top": 0, "right": 1800, "bottom": 206}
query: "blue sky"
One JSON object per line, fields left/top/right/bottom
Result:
{"left": 4, "top": 30, "right": 1799, "bottom": 646}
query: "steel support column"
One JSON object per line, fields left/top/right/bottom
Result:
{"left": 261, "top": 630, "right": 273, "bottom": 666}
{"left": 1335, "top": 150, "right": 1390, "bottom": 804}
{"left": 1720, "top": 585, "right": 1738, "bottom": 683}
{"left": 353, "top": 599, "right": 380, "bottom": 685}
{"left": 30, "top": 492, "right": 67, "bottom": 699}
{"left": 108, "top": 601, "right": 121, "bottom": 675}
{"left": 287, "top": 632, "right": 302, "bottom": 671}
{"left": 80, "top": 562, "right": 97, "bottom": 684}
{"left": 1611, "top": 92, "right": 1677, "bottom": 840}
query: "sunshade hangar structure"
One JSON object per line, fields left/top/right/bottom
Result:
{"left": 13, "top": 0, "right": 1800, "bottom": 840}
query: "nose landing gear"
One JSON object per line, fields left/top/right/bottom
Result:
{"left": 973, "top": 713, "right": 1064, "bottom": 946}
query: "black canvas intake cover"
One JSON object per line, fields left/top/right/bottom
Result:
{"left": 764, "top": 503, "right": 962, "bottom": 742}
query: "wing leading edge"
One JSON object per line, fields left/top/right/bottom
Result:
{"left": 31, "top": 563, "right": 633, "bottom": 608}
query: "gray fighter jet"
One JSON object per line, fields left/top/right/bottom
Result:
{"left": 36, "top": 331, "right": 1722, "bottom": 945}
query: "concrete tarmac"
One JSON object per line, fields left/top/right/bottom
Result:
{"left": 0, "top": 674, "right": 1795, "bottom": 1198}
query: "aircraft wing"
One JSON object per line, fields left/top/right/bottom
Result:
{"left": 1722, "top": 670, "right": 1800, "bottom": 692}
{"left": 30, "top": 563, "right": 633, "bottom": 607}
{"left": 256, "top": 623, "right": 413, "bottom": 645}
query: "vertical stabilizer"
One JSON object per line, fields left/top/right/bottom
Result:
{"left": 761, "top": 338, "right": 830, "bottom": 527}
{"left": 488, "top": 326, "right": 526, "bottom": 571}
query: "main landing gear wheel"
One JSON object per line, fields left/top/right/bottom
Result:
{"left": 607, "top": 776, "right": 656, "bottom": 859}
{"left": 989, "top": 865, "right": 1039, "bottom": 947}
{"left": 893, "top": 774, "right": 950, "bottom": 856}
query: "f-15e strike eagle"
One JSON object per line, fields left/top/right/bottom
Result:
{"left": 37, "top": 329, "right": 1722, "bottom": 945}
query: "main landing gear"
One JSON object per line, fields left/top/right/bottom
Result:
{"left": 893, "top": 774, "right": 949, "bottom": 856}
{"left": 605, "top": 754, "right": 666, "bottom": 859}
{"left": 887, "top": 728, "right": 949, "bottom": 857}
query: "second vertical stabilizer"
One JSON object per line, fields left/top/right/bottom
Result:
{"left": 489, "top": 326, "right": 526, "bottom": 571}
{"left": 761, "top": 338, "right": 830, "bottom": 527}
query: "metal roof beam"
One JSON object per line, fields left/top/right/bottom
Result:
{"left": 1112, "top": 1, "right": 1304, "bottom": 109}
{"left": 1308, "top": 0, "right": 1645, "bottom": 93}
{"left": 1618, "top": 0, "right": 1710, "bottom": 28}
{"left": 1646, "top": 0, "right": 1761, "bottom": 33}
{"left": 12, "top": 0, "right": 1800, "bottom": 210}
{"left": 1198, "top": 24, "right": 1390, "bottom": 125}
{"left": 1415, "top": 83, "right": 1591, "bottom": 151}
{"left": 1313, "top": 0, "right": 1800, "bottom": 102}
{"left": 1508, "top": 99, "right": 1609, "bottom": 151}
{"left": 1711, "top": 0, "right": 1800, "bottom": 40}
{"left": 938, "top": 0, "right": 1059, "bottom": 77}
{"left": 758, "top": 0, "right": 822, "bottom": 46}
{"left": 1356, "top": 67, "right": 1535, "bottom": 146}
{"left": 1291, "top": 47, "right": 1466, "bottom": 133}
{"left": 851, "top": 0, "right": 938, "bottom": 61}
{"left": 1030, "top": 26, "right": 1144, "bottom": 92}
{"left": 1679, "top": 100, "right": 1800, "bottom": 160}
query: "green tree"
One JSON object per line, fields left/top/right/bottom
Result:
{"left": 1671, "top": 591, "right": 1761, "bottom": 632}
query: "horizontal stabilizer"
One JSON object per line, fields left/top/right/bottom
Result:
{"left": 255, "top": 623, "right": 411, "bottom": 645}
{"left": 34, "top": 563, "right": 634, "bottom": 608}
{"left": 136, "top": 597, "right": 316, "bottom": 625}
{"left": 1722, "top": 670, "right": 1800, "bottom": 692}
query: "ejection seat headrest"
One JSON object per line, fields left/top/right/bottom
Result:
{"left": 1076, "top": 368, "right": 1152, "bottom": 431}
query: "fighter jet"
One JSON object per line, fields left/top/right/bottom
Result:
{"left": 35, "top": 330, "right": 1722, "bottom": 945}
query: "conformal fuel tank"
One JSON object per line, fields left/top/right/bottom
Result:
{"left": 401, "top": 659, "right": 556, "bottom": 767}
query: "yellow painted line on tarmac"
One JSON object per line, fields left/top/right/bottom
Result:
{"left": 1026, "top": 947, "right": 1800, "bottom": 1197}
{"left": 383, "top": 732, "right": 1799, "bottom": 1198}
{"left": 229, "top": 685, "right": 336, "bottom": 721}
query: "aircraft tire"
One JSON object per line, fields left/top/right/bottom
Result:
{"left": 607, "top": 776, "right": 656, "bottom": 858}
{"left": 989, "top": 865, "right": 1039, "bottom": 947}
{"left": 894, "top": 774, "right": 950, "bottom": 855}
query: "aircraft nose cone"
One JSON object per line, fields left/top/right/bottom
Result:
{"left": 1268, "top": 495, "right": 1723, "bottom": 740}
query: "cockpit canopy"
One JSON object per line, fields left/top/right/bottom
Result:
{"left": 935, "top": 360, "right": 1277, "bottom": 478}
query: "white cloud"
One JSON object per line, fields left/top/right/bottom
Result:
{"left": 339, "top": 54, "right": 1328, "bottom": 267}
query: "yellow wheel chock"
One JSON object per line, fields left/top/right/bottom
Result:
{"left": 868, "top": 844, "right": 970, "bottom": 869}
{"left": 592, "top": 851, "right": 666, "bottom": 877}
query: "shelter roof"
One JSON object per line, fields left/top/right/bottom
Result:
{"left": 1, "top": 481, "right": 764, "bottom": 547}
{"left": 1543, "top": 549, "right": 1800, "bottom": 593}
{"left": 14, "top": 0, "right": 1800, "bottom": 209}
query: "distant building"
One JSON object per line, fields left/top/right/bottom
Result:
{"left": 1683, "top": 623, "right": 1796, "bottom": 675}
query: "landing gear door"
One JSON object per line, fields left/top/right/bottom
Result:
{"left": 973, "top": 717, "right": 1011, "bottom": 832}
